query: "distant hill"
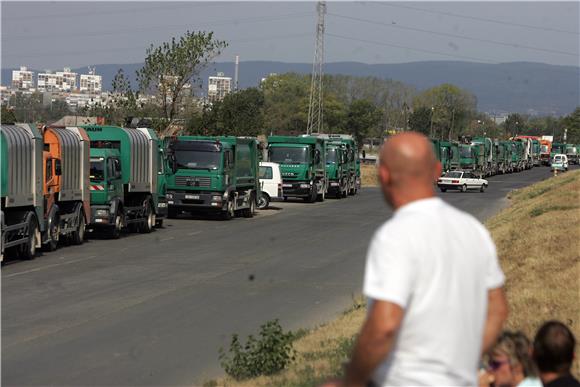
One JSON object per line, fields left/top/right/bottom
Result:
{"left": 3, "top": 61, "right": 579, "bottom": 116}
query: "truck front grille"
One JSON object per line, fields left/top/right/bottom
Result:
{"left": 175, "top": 176, "right": 211, "bottom": 188}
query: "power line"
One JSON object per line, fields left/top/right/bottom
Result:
{"left": 10, "top": 12, "right": 314, "bottom": 41}
{"left": 326, "top": 33, "right": 498, "bottom": 64}
{"left": 328, "top": 13, "right": 578, "bottom": 57}
{"left": 374, "top": 2, "right": 580, "bottom": 36}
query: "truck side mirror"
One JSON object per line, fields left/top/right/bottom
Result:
{"left": 54, "top": 159, "right": 62, "bottom": 176}
{"left": 314, "top": 150, "right": 321, "bottom": 164}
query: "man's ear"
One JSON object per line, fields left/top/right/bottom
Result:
{"left": 379, "top": 164, "right": 390, "bottom": 186}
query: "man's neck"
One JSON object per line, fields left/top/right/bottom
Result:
{"left": 391, "top": 190, "right": 436, "bottom": 211}
{"left": 541, "top": 371, "right": 566, "bottom": 384}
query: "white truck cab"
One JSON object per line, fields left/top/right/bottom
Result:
{"left": 258, "top": 162, "right": 283, "bottom": 209}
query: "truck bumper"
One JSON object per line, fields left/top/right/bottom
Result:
{"left": 167, "top": 191, "right": 225, "bottom": 210}
{"left": 327, "top": 180, "right": 342, "bottom": 195}
{"left": 156, "top": 199, "right": 168, "bottom": 218}
{"left": 281, "top": 181, "right": 312, "bottom": 198}
{"left": 89, "top": 205, "right": 115, "bottom": 227}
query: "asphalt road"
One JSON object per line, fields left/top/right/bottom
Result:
{"left": 1, "top": 166, "right": 564, "bottom": 386}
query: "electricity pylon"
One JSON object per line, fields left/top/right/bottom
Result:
{"left": 306, "top": 1, "right": 326, "bottom": 135}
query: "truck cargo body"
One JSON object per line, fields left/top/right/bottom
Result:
{"left": 267, "top": 135, "right": 327, "bottom": 202}
{"left": 165, "top": 136, "right": 259, "bottom": 219}
{"left": 83, "top": 126, "right": 160, "bottom": 237}
{"left": 1, "top": 124, "right": 44, "bottom": 260}
{"left": 41, "top": 126, "right": 91, "bottom": 251}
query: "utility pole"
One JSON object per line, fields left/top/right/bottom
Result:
{"left": 429, "top": 106, "right": 434, "bottom": 138}
{"left": 306, "top": 1, "right": 326, "bottom": 135}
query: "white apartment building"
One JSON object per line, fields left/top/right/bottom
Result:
{"left": 12, "top": 66, "right": 35, "bottom": 90}
{"left": 208, "top": 72, "right": 232, "bottom": 102}
{"left": 37, "top": 67, "right": 77, "bottom": 92}
{"left": 65, "top": 92, "right": 108, "bottom": 111}
{"left": 80, "top": 68, "right": 102, "bottom": 94}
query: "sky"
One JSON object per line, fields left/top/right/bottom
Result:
{"left": 1, "top": 1, "right": 579, "bottom": 71}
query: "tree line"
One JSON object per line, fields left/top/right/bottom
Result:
{"left": 1, "top": 30, "right": 579, "bottom": 144}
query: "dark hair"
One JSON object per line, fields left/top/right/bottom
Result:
{"left": 533, "top": 320, "right": 576, "bottom": 374}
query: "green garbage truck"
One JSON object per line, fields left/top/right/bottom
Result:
{"left": 165, "top": 136, "right": 259, "bottom": 220}
{"left": 324, "top": 141, "right": 349, "bottom": 198}
{"left": 433, "top": 139, "right": 460, "bottom": 173}
{"left": 496, "top": 141, "right": 513, "bottom": 174}
{"left": 1, "top": 124, "right": 45, "bottom": 260}
{"left": 84, "top": 125, "right": 162, "bottom": 237}
{"left": 471, "top": 137, "right": 496, "bottom": 176}
{"left": 267, "top": 135, "right": 327, "bottom": 202}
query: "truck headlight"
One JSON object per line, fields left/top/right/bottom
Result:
{"left": 95, "top": 209, "right": 109, "bottom": 217}
{"left": 300, "top": 183, "right": 310, "bottom": 188}
{"left": 212, "top": 195, "right": 223, "bottom": 201}
{"left": 166, "top": 193, "right": 173, "bottom": 199}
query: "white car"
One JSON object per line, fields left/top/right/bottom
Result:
{"left": 550, "top": 154, "right": 569, "bottom": 172}
{"left": 437, "top": 170, "right": 489, "bottom": 193}
{"left": 258, "top": 162, "right": 283, "bottom": 209}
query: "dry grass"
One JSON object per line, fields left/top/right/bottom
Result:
{"left": 361, "top": 164, "right": 378, "bottom": 187}
{"left": 208, "top": 170, "right": 580, "bottom": 386}
{"left": 486, "top": 169, "right": 580, "bottom": 377}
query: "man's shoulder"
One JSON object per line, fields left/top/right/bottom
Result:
{"left": 546, "top": 375, "right": 580, "bottom": 387}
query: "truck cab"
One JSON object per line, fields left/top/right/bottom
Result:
{"left": 325, "top": 143, "right": 348, "bottom": 198}
{"left": 459, "top": 144, "right": 475, "bottom": 171}
{"left": 267, "top": 135, "right": 327, "bottom": 203}
{"left": 165, "top": 136, "right": 258, "bottom": 219}
{"left": 89, "top": 147, "right": 124, "bottom": 232}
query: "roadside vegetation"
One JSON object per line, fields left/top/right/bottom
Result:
{"left": 208, "top": 170, "right": 580, "bottom": 386}
{"left": 361, "top": 164, "right": 379, "bottom": 187}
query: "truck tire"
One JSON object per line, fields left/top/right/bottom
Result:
{"left": 71, "top": 214, "right": 86, "bottom": 245}
{"left": 21, "top": 217, "right": 39, "bottom": 260}
{"left": 317, "top": 193, "right": 325, "bottom": 202}
{"left": 306, "top": 188, "right": 317, "bottom": 203}
{"left": 140, "top": 201, "right": 154, "bottom": 234}
{"left": 110, "top": 212, "right": 122, "bottom": 239}
{"left": 257, "top": 192, "right": 270, "bottom": 209}
{"left": 243, "top": 194, "right": 255, "bottom": 218}
{"left": 222, "top": 199, "right": 235, "bottom": 220}
{"left": 45, "top": 212, "right": 60, "bottom": 252}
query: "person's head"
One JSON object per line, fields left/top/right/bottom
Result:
{"left": 533, "top": 320, "right": 576, "bottom": 375}
{"left": 486, "top": 331, "right": 537, "bottom": 387}
{"left": 378, "top": 132, "right": 441, "bottom": 209}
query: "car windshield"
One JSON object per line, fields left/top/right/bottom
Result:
{"left": 460, "top": 147, "right": 471, "bottom": 158}
{"left": 326, "top": 148, "right": 337, "bottom": 164}
{"left": 445, "top": 171, "right": 463, "bottom": 178}
{"left": 269, "top": 147, "right": 309, "bottom": 164}
{"left": 174, "top": 150, "right": 221, "bottom": 170}
{"left": 90, "top": 159, "right": 105, "bottom": 181}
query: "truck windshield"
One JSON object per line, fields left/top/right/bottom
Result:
{"left": 326, "top": 148, "right": 337, "bottom": 164}
{"left": 174, "top": 150, "right": 221, "bottom": 170}
{"left": 90, "top": 159, "right": 105, "bottom": 181}
{"left": 269, "top": 147, "right": 309, "bottom": 164}
{"left": 460, "top": 147, "right": 471, "bottom": 158}
{"left": 541, "top": 145, "right": 549, "bottom": 153}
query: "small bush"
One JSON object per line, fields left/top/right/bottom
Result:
{"left": 219, "top": 319, "right": 296, "bottom": 380}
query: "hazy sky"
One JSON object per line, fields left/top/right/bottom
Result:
{"left": 1, "top": 1, "right": 579, "bottom": 70}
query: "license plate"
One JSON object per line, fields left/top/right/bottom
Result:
{"left": 282, "top": 184, "right": 292, "bottom": 188}
{"left": 185, "top": 194, "right": 200, "bottom": 199}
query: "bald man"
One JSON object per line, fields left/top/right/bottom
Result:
{"left": 325, "top": 132, "right": 508, "bottom": 387}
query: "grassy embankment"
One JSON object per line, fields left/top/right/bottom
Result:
{"left": 360, "top": 164, "right": 378, "bottom": 187}
{"left": 210, "top": 170, "right": 580, "bottom": 387}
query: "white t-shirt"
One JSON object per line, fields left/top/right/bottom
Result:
{"left": 363, "top": 197, "right": 505, "bottom": 387}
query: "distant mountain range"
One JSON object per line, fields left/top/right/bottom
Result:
{"left": 3, "top": 61, "right": 579, "bottom": 116}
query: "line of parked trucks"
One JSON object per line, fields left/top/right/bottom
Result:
{"left": 1, "top": 124, "right": 360, "bottom": 261}
{"left": 431, "top": 135, "right": 578, "bottom": 177}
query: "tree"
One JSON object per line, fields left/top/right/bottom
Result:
{"left": 503, "top": 113, "right": 526, "bottom": 137}
{"left": 220, "top": 88, "right": 265, "bottom": 136}
{"left": 137, "top": 31, "right": 227, "bottom": 133}
{"left": 346, "top": 100, "right": 382, "bottom": 148}
{"left": 562, "top": 107, "right": 580, "bottom": 143}
{"left": 261, "top": 73, "right": 309, "bottom": 135}
{"left": 408, "top": 106, "right": 432, "bottom": 135}
{"left": 1, "top": 105, "right": 16, "bottom": 124}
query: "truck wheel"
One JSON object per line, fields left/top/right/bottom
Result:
{"left": 257, "top": 192, "right": 270, "bottom": 209}
{"left": 45, "top": 213, "right": 60, "bottom": 252}
{"left": 140, "top": 202, "right": 154, "bottom": 234}
{"left": 222, "top": 199, "right": 235, "bottom": 220}
{"left": 440, "top": 188, "right": 447, "bottom": 192}
{"left": 461, "top": 184, "right": 467, "bottom": 193}
{"left": 71, "top": 214, "right": 86, "bottom": 245}
{"left": 21, "top": 217, "right": 39, "bottom": 260}
{"left": 243, "top": 194, "right": 255, "bottom": 218}
{"left": 307, "top": 188, "right": 317, "bottom": 203}
{"left": 110, "top": 213, "right": 122, "bottom": 239}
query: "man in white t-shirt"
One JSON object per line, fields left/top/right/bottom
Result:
{"left": 325, "top": 132, "right": 508, "bottom": 387}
